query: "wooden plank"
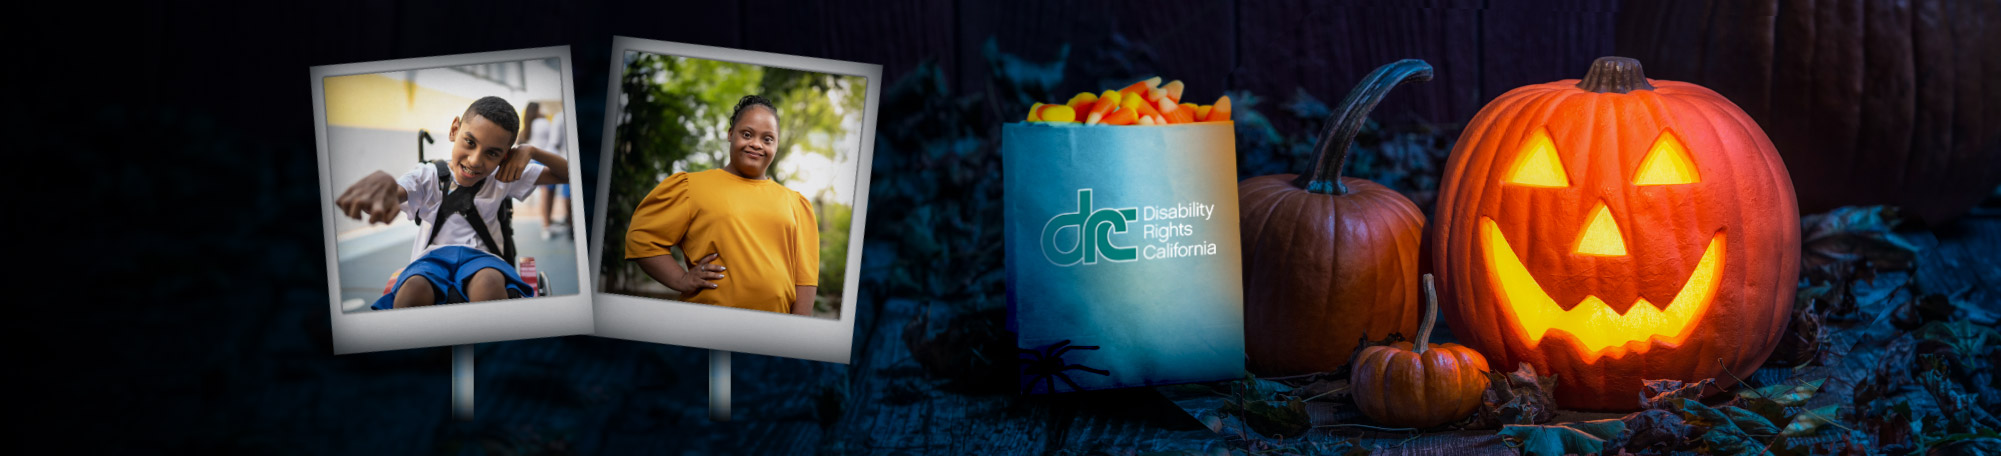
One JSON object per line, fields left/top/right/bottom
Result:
{"left": 1235, "top": 0, "right": 1484, "bottom": 131}
{"left": 600, "top": 0, "right": 742, "bottom": 49}
{"left": 1478, "top": 0, "right": 1621, "bottom": 103}
{"left": 1611, "top": 0, "right": 1717, "bottom": 83}
{"left": 743, "top": 0, "right": 954, "bottom": 85}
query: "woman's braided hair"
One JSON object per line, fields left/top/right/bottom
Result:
{"left": 729, "top": 95, "right": 779, "bottom": 131}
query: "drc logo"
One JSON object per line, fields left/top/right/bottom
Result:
{"left": 1041, "top": 189, "right": 1138, "bottom": 266}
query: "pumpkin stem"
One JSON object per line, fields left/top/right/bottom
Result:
{"left": 1293, "top": 59, "right": 1434, "bottom": 195}
{"left": 1415, "top": 273, "right": 1438, "bottom": 354}
{"left": 1576, "top": 56, "right": 1654, "bottom": 93}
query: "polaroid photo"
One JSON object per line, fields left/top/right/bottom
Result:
{"left": 314, "top": 46, "right": 593, "bottom": 354}
{"left": 590, "top": 37, "right": 880, "bottom": 364}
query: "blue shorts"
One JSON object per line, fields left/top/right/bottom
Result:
{"left": 372, "top": 246, "right": 532, "bottom": 310}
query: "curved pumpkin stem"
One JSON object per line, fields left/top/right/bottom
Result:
{"left": 1415, "top": 273, "right": 1437, "bottom": 354}
{"left": 1293, "top": 59, "right": 1433, "bottom": 195}
{"left": 1576, "top": 56, "right": 1654, "bottom": 94}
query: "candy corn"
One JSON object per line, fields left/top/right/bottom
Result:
{"left": 1038, "top": 104, "right": 1077, "bottom": 123}
{"left": 1161, "top": 99, "right": 1196, "bottom": 124}
{"left": 1099, "top": 105, "right": 1137, "bottom": 125}
{"left": 1206, "top": 95, "right": 1231, "bottom": 121}
{"left": 1085, "top": 90, "right": 1122, "bottom": 124}
{"left": 1120, "top": 92, "right": 1165, "bottom": 124}
{"left": 1118, "top": 76, "right": 1162, "bottom": 98}
{"left": 1162, "top": 80, "right": 1185, "bottom": 103}
{"left": 1029, "top": 77, "right": 1229, "bottom": 126}
{"left": 1066, "top": 92, "right": 1098, "bottom": 115}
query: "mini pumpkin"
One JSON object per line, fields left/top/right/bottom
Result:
{"left": 1352, "top": 274, "right": 1492, "bottom": 428}
{"left": 1431, "top": 57, "right": 1800, "bottom": 411}
{"left": 1239, "top": 59, "right": 1432, "bottom": 376}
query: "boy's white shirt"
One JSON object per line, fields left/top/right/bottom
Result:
{"left": 397, "top": 162, "right": 546, "bottom": 260}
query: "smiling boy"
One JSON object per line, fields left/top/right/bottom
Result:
{"left": 335, "top": 96, "right": 570, "bottom": 310}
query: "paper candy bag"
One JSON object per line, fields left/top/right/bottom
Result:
{"left": 1004, "top": 122, "right": 1244, "bottom": 393}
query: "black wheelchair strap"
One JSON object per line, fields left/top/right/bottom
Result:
{"left": 424, "top": 161, "right": 516, "bottom": 266}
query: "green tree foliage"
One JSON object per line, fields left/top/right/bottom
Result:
{"left": 816, "top": 202, "right": 852, "bottom": 313}
{"left": 601, "top": 52, "right": 865, "bottom": 317}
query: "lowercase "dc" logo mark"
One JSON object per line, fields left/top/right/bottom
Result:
{"left": 1042, "top": 189, "right": 1138, "bottom": 266}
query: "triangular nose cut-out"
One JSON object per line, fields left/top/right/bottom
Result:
{"left": 1575, "top": 202, "right": 1627, "bottom": 256}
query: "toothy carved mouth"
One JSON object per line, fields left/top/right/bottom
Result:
{"left": 1480, "top": 217, "right": 1723, "bottom": 362}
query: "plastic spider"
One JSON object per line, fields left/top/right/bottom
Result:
{"left": 1019, "top": 339, "right": 1111, "bottom": 394}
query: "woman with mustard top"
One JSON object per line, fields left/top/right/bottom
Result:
{"left": 625, "top": 95, "right": 820, "bottom": 316}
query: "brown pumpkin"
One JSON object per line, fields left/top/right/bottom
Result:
{"left": 1432, "top": 57, "right": 1800, "bottom": 411}
{"left": 1239, "top": 60, "right": 1432, "bottom": 376}
{"left": 1352, "top": 274, "right": 1492, "bottom": 428}
{"left": 1615, "top": 0, "right": 2001, "bottom": 224}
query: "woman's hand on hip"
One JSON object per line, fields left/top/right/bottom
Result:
{"left": 672, "top": 253, "right": 725, "bottom": 298}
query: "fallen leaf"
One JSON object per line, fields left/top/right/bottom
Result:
{"left": 1891, "top": 293, "right": 1958, "bottom": 331}
{"left": 1499, "top": 420, "right": 1626, "bottom": 456}
{"left": 1669, "top": 399, "right": 1735, "bottom": 429}
{"left": 1623, "top": 409, "right": 1693, "bottom": 452}
{"left": 1769, "top": 296, "right": 1827, "bottom": 367}
{"left": 1919, "top": 319, "right": 2000, "bottom": 360}
{"left": 1477, "top": 363, "right": 1560, "bottom": 426}
{"left": 1565, "top": 419, "right": 1631, "bottom": 448}
{"left": 1799, "top": 205, "right": 1921, "bottom": 279}
{"left": 1640, "top": 378, "right": 1716, "bottom": 409}
{"left": 1218, "top": 375, "right": 1310, "bottom": 439}
{"left": 1723, "top": 405, "right": 1781, "bottom": 436}
{"left": 1925, "top": 434, "right": 2001, "bottom": 456}
{"left": 1241, "top": 396, "right": 1310, "bottom": 439}
{"left": 1737, "top": 394, "right": 1792, "bottom": 428}
{"left": 1739, "top": 378, "right": 1825, "bottom": 407}
{"left": 1783, "top": 405, "right": 1841, "bottom": 437}
{"left": 1698, "top": 426, "right": 1763, "bottom": 456}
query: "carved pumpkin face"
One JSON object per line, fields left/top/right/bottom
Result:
{"left": 1433, "top": 58, "right": 1801, "bottom": 411}
{"left": 1483, "top": 126, "right": 1722, "bottom": 361}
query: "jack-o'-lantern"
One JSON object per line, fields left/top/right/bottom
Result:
{"left": 1431, "top": 57, "right": 1800, "bottom": 411}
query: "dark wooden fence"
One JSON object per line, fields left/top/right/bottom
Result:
{"left": 725, "top": 1, "right": 1624, "bottom": 130}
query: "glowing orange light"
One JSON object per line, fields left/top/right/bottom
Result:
{"left": 1634, "top": 130, "right": 1699, "bottom": 185}
{"left": 1482, "top": 217, "right": 1723, "bottom": 362}
{"left": 1505, "top": 128, "right": 1570, "bottom": 188}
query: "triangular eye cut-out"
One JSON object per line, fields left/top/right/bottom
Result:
{"left": 1506, "top": 128, "right": 1569, "bottom": 188}
{"left": 1634, "top": 130, "right": 1699, "bottom": 185}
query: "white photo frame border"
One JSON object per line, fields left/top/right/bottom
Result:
{"left": 590, "top": 37, "right": 880, "bottom": 364}
{"left": 313, "top": 46, "right": 595, "bottom": 354}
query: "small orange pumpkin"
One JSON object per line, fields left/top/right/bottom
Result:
{"left": 1351, "top": 274, "right": 1491, "bottom": 428}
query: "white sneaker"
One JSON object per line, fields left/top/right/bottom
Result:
{"left": 541, "top": 229, "right": 553, "bottom": 241}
